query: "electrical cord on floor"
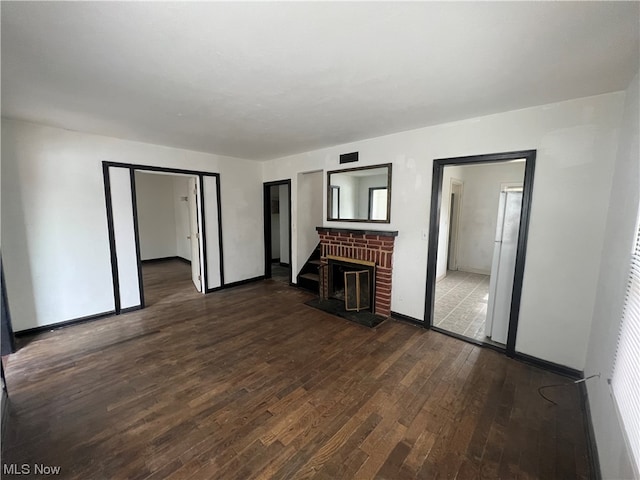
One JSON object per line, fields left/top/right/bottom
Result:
{"left": 537, "top": 374, "right": 600, "bottom": 405}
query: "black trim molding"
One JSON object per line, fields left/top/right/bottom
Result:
{"left": 102, "top": 163, "right": 121, "bottom": 314}
{"left": 130, "top": 169, "right": 145, "bottom": 309}
{"left": 102, "top": 161, "right": 225, "bottom": 317}
{"left": 215, "top": 175, "right": 225, "bottom": 287}
{"left": 14, "top": 310, "right": 116, "bottom": 337}
{"left": 199, "top": 175, "right": 209, "bottom": 293}
{"left": 327, "top": 163, "right": 392, "bottom": 223}
{"left": 316, "top": 226, "right": 398, "bottom": 237}
{"left": 424, "top": 149, "right": 536, "bottom": 358}
{"left": 121, "top": 305, "right": 143, "bottom": 314}
{"left": 263, "top": 180, "right": 292, "bottom": 284}
{"left": 579, "top": 382, "right": 602, "bottom": 480}
{"left": 513, "top": 352, "right": 582, "bottom": 379}
{"left": 390, "top": 311, "right": 424, "bottom": 327}
{"left": 210, "top": 275, "right": 266, "bottom": 291}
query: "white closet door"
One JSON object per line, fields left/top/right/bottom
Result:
{"left": 187, "top": 177, "right": 202, "bottom": 292}
{"left": 109, "top": 167, "right": 141, "bottom": 310}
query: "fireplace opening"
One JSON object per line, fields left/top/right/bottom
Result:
{"left": 306, "top": 227, "right": 397, "bottom": 327}
{"left": 328, "top": 258, "right": 375, "bottom": 313}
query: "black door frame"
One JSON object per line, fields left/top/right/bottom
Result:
{"left": 424, "top": 149, "right": 536, "bottom": 357}
{"left": 263, "top": 179, "right": 292, "bottom": 284}
{"left": 103, "top": 161, "right": 225, "bottom": 314}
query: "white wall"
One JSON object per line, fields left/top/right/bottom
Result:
{"left": 173, "top": 176, "right": 191, "bottom": 262}
{"left": 202, "top": 175, "right": 222, "bottom": 289}
{"left": 456, "top": 162, "right": 526, "bottom": 274}
{"left": 109, "top": 167, "right": 141, "bottom": 309}
{"left": 296, "top": 171, "right": 324, "bottom": 275}
{"left": 585, "top": 72, "right": 639, "bottom": 480}
{"left": 1, "top": 119, "right": 263, "bottom": 331}
{"left": 262, "top": 91, "right": 625, "bottom": 370}
{"left": 135, "top": 171, "right": 178, "bottom": 260}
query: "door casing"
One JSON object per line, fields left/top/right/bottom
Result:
{"left": 102, "top": 161, "right": 224, "bottom": 314}
{"left": 263, "top": 180, "right": 292, "bottom": 283}
{"left": 424, "top": 150, "right": 536, "bottom": 357}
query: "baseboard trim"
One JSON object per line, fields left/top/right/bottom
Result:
{"left": 579, "top": 382, "right": 602, "bottom": 480}
{"left": 279, "top": 262, "right": 290, "bottom": 268}
{"left": 121, "top": 305, "right": 143, "bottom": 314}
{"left": 14, "top": 310, "right": 116, "bottom": 337}
{"left": 389, "top": 312, "right": 581, "bottom": 379}
{"left": 1, "top": 387, "right": 9, "bottom": 442}
{"left": 390, "top": 311, "right": 425, "bottom": 327}
{"left": 207, "top": 275, "right": 266, "bottom": 293}
{"left": 513, "top": 352, "right": 583, "bottom": 380}
{"left": 141, "top": 256, "right": 191, "bottom": 265}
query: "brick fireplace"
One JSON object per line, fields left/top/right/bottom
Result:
{"left": 316, "top": 227, "right": 398, "bottom": 317}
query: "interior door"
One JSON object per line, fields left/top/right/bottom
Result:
{"left": 486, "top": 190, "right": 522, "bottom": 344}
{"left": 187, "top": 177, "right": 202, "bottom": 292}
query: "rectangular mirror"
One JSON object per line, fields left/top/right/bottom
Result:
{"left": 327, "top": 163, "right": 392, "bottom": 223}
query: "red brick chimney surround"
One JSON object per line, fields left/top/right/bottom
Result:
{"left": 316, "top": 227, "right": 398, "bottom": 317}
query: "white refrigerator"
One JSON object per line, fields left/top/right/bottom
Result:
{"left": 485, "top": 190, "right": 522, "bottom": 345}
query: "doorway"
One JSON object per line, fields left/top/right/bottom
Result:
{"left": 425, "top": 150, "right": 536, "bottom": 356}
{"left": 133, "top": 171, "right": 202, "bottom": 305}
{"left": 263, "top": 180, "right": 292, "bottom": 284}
{"left": 102, "top": 162, "right": 223, "bottom": 315}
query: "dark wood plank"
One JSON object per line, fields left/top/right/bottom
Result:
{"left": 1, "top": 260, "right": 592, "bottom": 479}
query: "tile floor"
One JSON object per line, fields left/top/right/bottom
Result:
{"left": 434, "top": 270, "right": 503, "bottom": 346}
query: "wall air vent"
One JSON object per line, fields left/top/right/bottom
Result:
{"left": 339, "top": 152, "right": 358, "bottom": 164}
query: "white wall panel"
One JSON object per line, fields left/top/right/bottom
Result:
{"left": 2, "top": 120, "right": 263, "bottom": 331}
{"left": 203, "top": 176, "right": 222, "bottom": 289}
{"left": 109, "top": 167, "right": 141, "bottom": 310}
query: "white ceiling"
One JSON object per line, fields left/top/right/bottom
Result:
{"left": 2, "top": 2, "right": 638, "bottom": 161}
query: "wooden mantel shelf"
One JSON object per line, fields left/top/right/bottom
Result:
{"left": 316, "top": 226, "right": 398, "bottom": 237}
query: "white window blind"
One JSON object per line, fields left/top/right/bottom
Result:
{"left": 611, "top": 218, "right": 640, "bottom": 477}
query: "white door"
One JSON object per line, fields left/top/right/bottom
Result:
{"left": 485, "top": 190, "right": 522, "bottom": 344}
{"left": 187, "top": 177, "right": 202, "bottom": 292}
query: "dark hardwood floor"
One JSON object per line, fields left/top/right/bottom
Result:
{"left": 2, "top": 260, "right": 591, "bottom": 479}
